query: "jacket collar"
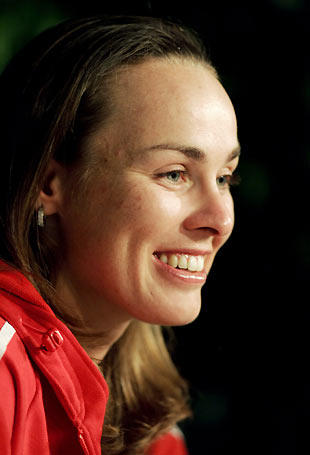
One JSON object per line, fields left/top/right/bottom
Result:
{"left": 0, "top": 261, "right": 108, "bottom": 444}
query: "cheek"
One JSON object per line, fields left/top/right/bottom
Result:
{"left": 156, "top": 192, "right": 182, "bottom": 215}
{"left": 117, "top": 178, "right": 183, "bottom": 218}
{"left": 129, "top": 190, "right": 183, "bottom": 238}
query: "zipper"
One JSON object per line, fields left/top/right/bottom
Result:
{"left": 78, "top": 427, "right": 90, "bottom": 455}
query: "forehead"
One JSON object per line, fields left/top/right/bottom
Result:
{"left": 115, "top": 58, "right": 228, "bottom": 97}
{"left": 92, "top": 58, "right": 238, "bottom": 165}
{"left": 111, "top": 58, "right": 228, "bottom": 114}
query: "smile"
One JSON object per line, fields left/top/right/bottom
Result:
{"left": 154, "top": 252, "right": 205, "bottom": 272}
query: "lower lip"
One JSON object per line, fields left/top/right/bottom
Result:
{"left": 153, "top": 254, "right": 207, "bottom": 285}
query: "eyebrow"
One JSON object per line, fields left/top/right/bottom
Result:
{"left": 139, "top": 142, "right": 241, "bottom": 163}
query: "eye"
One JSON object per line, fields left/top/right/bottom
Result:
{"left": 156, "top": 170, "right": 188, "bottom": 184}
{"left": 217, "top": 172, "right": 241, "bottom": 189}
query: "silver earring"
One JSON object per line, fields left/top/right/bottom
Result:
{"left": 37, "top": 205, "right": 46, "bottom": 227}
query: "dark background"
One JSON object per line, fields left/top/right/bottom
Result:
{"left": 1, "top": 1, "right": 309, "bottom": 453}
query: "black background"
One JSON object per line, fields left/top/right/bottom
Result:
{"left": 1, "top": 1, "right": 309, "bottom": 453}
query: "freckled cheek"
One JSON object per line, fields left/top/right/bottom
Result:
{"left": 120, "top": 182, "right": 183, "bottom": 215}
{"left": 126, "top": 191, "right": 183, "bottom": 236}
{"left": 155, "top": 193, "right": 182, "bottom": 216}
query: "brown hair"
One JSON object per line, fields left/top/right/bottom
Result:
{"left": 0, "top": 15, "right": 215, "bottom": 454}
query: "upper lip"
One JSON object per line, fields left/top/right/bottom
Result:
{"left": 154, "top": 249, "right": 212, "bottom": 256}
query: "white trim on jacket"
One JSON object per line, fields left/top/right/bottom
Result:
{"left": 0, "top": 321, "right": 16, "bottom": 360}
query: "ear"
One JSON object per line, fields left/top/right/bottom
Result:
{"left": 36, "top": 159, "right": 67, "bottom": 216}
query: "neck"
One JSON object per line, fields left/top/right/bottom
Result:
{"left": 54, "top": 267, "right": 133, "bottom": 363}
{"left": 79, "top": 321, "right": 130, "bottom": 364}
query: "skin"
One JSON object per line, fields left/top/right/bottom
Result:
{"left": 39, "top": 58, "right": 240, "bottom": 360}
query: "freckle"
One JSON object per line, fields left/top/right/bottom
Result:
{"left": 115, "top": 198, "right": 125, "bottom": 209}
{"left": 115, "top": 149, "right": 123, "bottom": 159}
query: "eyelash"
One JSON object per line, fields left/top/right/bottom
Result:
{"left": 155, "top": 170, "right": 189, "bottom": 184}
{"left": 217, "top": 172, "right": 241, "bottom": 188}
{"left": 155, "top": 170, "right": 241, "bottom": 188}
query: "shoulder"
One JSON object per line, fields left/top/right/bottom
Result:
{"left": 0, "top": 317, "right": 17, "bottom": 362}
{"left": 0, "top": 313, "right": 38, "bottom": 402}
{"left": 0, "top": 317, "right": 18, "bottom": 401}
{"left": 147, "top": 426, "right": 188, "bottom": 455}
{"left": 0, "top": 315, "right": 36, "bottom": 387}
{"left": 0, "top": 316, "right": 38, "bottom": 451}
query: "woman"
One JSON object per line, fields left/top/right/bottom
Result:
{"left": 0, "top": 15, "right": 240, "bottom": 455}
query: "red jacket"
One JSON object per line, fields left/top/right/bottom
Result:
{"left": 0, "top": 265, "right": 187, "bottom": 454}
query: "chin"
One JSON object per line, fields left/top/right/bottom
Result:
{"left": 168, "top": 310, "right": 201, "bottom": 327}
{"left": 143, "top": 298, "right": 202, "bottom": 327}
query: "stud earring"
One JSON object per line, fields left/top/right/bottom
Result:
{"left": 37, "top": 205, "right": 46, "bottom": 227}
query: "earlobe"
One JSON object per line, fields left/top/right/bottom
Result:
{"left": 36, "top": 159, "right": 66, "bottom": 216}
{"left": 37, "top": 205, "right": 46, "bottom": 227}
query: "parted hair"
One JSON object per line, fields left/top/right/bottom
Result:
{"left": 0, "top": 15, "right": 214, "bottom": 454}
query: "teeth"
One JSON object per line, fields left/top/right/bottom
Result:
{"left": 158, "top": 253, "right": 205, "bottom": 272}
{"left": 159, "top": 253, "right": 168, "bottom": 264}
{"left": 168, "top": 254, "right": 178, "bottom": 268}
{"left": 196, "top": 256, "right": 204, "bottom": 272}
{"left": 188, "top": 256, "right": 197, "bottom": 271}
{"left": 178, "top": 254, "right": 188, "bottom": 269}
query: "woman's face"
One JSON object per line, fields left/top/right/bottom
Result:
{"left": 55, "top": 58, "right": 240, "bottom": 329}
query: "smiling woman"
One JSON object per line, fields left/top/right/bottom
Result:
{"left": 0, "top": 15, "right": 240, "bottom": 455}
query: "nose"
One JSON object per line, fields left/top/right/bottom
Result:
{"left": 184, "top": 189, "right": 234, "bottom": 238}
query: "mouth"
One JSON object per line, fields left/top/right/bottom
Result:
{"left": 153, "top": 252, "right": 206, "bottom": 273}
{"left": 152, "top": 251, "right": 208, "bottom": 285}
